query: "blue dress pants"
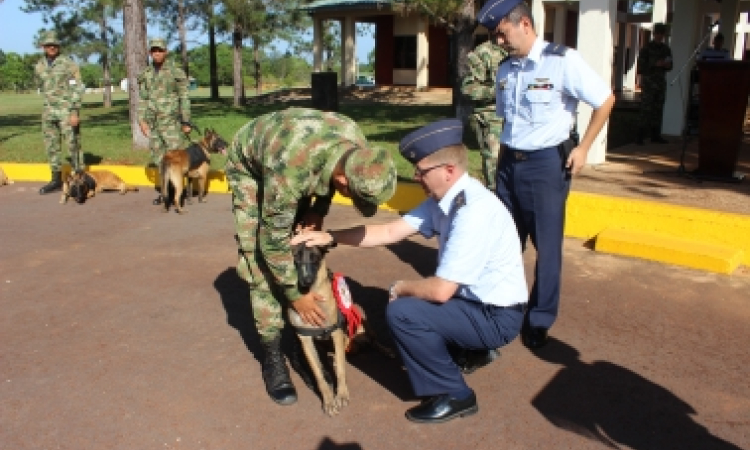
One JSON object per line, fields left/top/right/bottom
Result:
{"left": 386, "top": 297, "right": 524, "bottom": 397}
{"left": 496, "top": 146, "right": 571, "bottom": 330}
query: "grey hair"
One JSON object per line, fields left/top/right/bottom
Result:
{"left": 505, "top": 2, "right": 534, "bottom": 29}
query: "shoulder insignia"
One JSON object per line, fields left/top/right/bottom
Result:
{"left": 544, "top": 42, "right": 568, "bottom": 56}
{"left": 452, "top": 190, "right": 466, "bottom": 211}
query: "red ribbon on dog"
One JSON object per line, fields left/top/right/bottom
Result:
{"left": 331, "top": 272, "right": 362, "bottom": 341}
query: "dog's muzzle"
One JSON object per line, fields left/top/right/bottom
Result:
{"left": 293, "top": 243, "right": 324, "bottom": 290}
{"left": 69, "top": 183, "right": 88, "bottom": 204}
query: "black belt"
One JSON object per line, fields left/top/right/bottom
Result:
{"left": 493, "top": 303, "right": 526, "bottom": 313}
{"left": 505, "top": 146, "right": 559, "bottom": 161}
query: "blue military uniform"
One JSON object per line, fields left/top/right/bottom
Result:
{"left": 387, "top": 119, "right": 528, "bottom": 401}
{"left": 478, "top": 0, "right": 611, "bottom": 342}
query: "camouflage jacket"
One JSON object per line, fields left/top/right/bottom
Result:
{"left": 461, "top": 40, "right": 507, "bottom": 121}
{"left": 230, "top": 107, "right": 372, "bottom": 301}
{"left": 34, "top": 55, "right": 83, "bottom": 120}
{"left": 638, "top": 40, "right": 672, "bottom": 80}
{"left": 136, "top": 60, "right": 191, "bottom": 123}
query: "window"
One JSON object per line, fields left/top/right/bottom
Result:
{"left": 394, "top": 36, "right": 417, "bottom": 69}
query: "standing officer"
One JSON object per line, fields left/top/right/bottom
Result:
{"left": 292, "top": 119, "right": 528, "bottom": 424}
{"left": 226, "top": 107, "right": 397, "bottom": 406}
{"left": 137, "top": 38, "right": 192, "bottom": 205}
{"left": 478, "top": 0, "right": 615, "bottom": 349}
{"left": 461, "top": 33, "right": 507, "bottom": 190}
{"left": 34, "top": 31, "right": 84, "bottom": 194}
{"left": 636, "top": 23, "right": 672, "bottom": 145}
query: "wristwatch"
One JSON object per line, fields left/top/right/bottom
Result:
{"left": 389, "top": 281, "right": 399, "bottom": 301}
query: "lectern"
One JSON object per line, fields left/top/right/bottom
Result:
{"left": 695, "top": 60, "right": 750, "bottom": 182}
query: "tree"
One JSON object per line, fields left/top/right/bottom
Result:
{"left": 0, "top": 52, "right": 35, "bottom": 91}
{"left": 122, "top": 0, "right": 148, "bottom": 148}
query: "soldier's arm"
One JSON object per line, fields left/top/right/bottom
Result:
{"left": 461, "top": 51, "right": 494, "bottom": 101}
{"left": 308, "top": 194, "right": 332, "bottom": 218}
{"left": 175, "top": 68, "right": 191, "bottom": 123}
{"left": 136, "top": 71, "right": 149, "bottom": 124}
{"left": 68, "top": 59, "right": 83, "bottom": 116}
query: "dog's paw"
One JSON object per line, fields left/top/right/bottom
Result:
{"left": 199, "top": 198, "right": 207, "bottom": 203}
{"left": 334, "top": 388, "right": 350, "bottom": 410}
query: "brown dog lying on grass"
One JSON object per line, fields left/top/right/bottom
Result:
{"left": 160, "top": 128, "right": 228, "bottom": 214}
{"left": 0, "top": 166, "right": 13, "bottom": 186}
{"left": 60, "top": 170, "right": 138, "bottom": 204}
{"left": 288, "top": 243, "right": 395, "bottom": 416}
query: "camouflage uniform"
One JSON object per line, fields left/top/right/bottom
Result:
{"left": 137, "top": 45, "right": 191, "bottom": 166}
{"left": 637, "top": 38, "right": 672, "bottom": 140}
{"left": 461, "top": 40, "right": 507, "bottom": 190}
{"left": 225, "top": 107, "right": 396, "bottom": 343}
{"left": 34, "top": 35, "right": 83, "bottom": 173}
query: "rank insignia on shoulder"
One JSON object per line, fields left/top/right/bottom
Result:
{"left": 453, "top": 191, "right": 466, "bottom": 210}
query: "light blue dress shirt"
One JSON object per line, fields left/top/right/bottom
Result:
{"left": 496, "top": 37, "right": 612, "bottom": 150}
{"left": 402, "top": 173, "right": 528, "bottom": 307}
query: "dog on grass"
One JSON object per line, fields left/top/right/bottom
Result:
{"left": 0, "top": 166, "right": 13, "bottom": 186}
{"left": 288, "top": 243, "right": 395, "bottom": 416}
{"left": 160, "top": 128, "right": 228, "bottom": 214}
{"left": 60, "top": 170, "right": 138, "bottom": 204}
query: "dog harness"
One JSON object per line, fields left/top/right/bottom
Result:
{"left": 186, "top": 143, "right": 209, "bottom": 171}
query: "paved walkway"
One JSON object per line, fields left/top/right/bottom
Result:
{"left": 1, "top": 185, "right": 748, "bottom": 450}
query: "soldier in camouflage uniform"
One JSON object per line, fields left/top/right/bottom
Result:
{"left": 137, "top": 38, "right": 192, "bottom": 205}
{"left": 34, "top": 31, "right": 84, "bottom": 194}
{"left": 461, "top": 35, "right": 507, "bottom": 191}
{"left": 225, "top": 107, "right": 397, "bottom": 405}
{"left": 636, "top": 23, "right": 672, "bottom": 145}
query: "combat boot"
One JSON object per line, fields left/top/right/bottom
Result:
{"left": 261, "top": 335, "right": 298, "bottom": 405}
{"left": 651, "top": 128, "right": 668, "bottom": 144}
{"left": 39, "top": 171, "right": 62, "bottom": 195}
{"left": 635, "top": 128, "right": 646, "bottom": 146}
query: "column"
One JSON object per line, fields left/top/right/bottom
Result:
{"left": 734, "top": 13, "right": 749, "bottom": 60}
{"left": 623, "top": 24, "right": 639, "bottom": 91}
{"left": 313, "top": 17, "right": 322, "bottom": 72}
{"left": 553, "top": 4, "right": 567, "bottom": 44}
{"left": 662, "top": 0, "right": 700, "bottom": 135}
{"left": 416, "top": 17, "right": 428, "bottom": 89}
{"left": 719, "top": 0, "right": 740, "bottom": 52}
{"left": 531, "top": 0, "right": 546, "bottom": 37}
{"left": 652, "top": 0, "right": 668, "bottom": 24}
{"left": 341, "top": 16, "right": 356, "bottom": 86}
{"left": 576, "top": 0, "right": 617, "bottom": 165}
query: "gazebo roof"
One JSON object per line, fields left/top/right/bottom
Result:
{"left": 301, "top": 0, "right": 394, "bottom": 13}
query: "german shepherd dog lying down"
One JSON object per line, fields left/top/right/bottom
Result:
{"left": 288, "top": 243, "right": 395, "bottom": 416}
{"left": 0, "top": 166, "right": 13, "bottom": 186}
{"left": 160, "top": 128, "right": 228, "bottom": 214}
{"left": 60, "top": 170, "right": 138, "bottom": 204}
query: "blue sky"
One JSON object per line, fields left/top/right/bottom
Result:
{"left": 0, "top": 0, "right": 374, "bottom": 61}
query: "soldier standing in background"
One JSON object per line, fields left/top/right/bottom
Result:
{"left": 137, "top": 38, "right": 192, "bottom": 205}
{"left": 35, "top": 31, "right": 84, "bottom": 195}
{"left": 225, "top": 107, "right": 397, "bottom": 406}
{"left": 636, "top": 23, "right": 672, "bottom": 145}
{"left": 461, "top": 33, "right": 507, "bottom": 191}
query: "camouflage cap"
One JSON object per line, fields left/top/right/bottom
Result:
{"left": 148, "top": 38, "right": 167, "bottom": 50}
{"left": 344, "top": 146, "right": 397, "bottom": 217}
{"left": 41, "top": 31, "right": 60, "bottom": 46}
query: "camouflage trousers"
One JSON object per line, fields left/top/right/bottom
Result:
{"left": 469, "top": 114, "right": 504, "bottom": 191}
{"left": 149, "top": 117, "right": 184, "bottom": 166}
{"left": 639, "top": 77, "right": 666, "bottom": 130}
{"left": 42, "top": 118, "right": 82, "bottom": 172}
{"left": 226, "top": 151, "right": 296, "bottom": 343}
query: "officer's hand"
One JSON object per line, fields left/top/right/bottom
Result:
{"left": 566, "top": 147, "right": 588, "bottom": 176}
{"left": 290, "top": 231, "right": 333, "bottom": 247}
{"left": 297, "top": 212, "right": 323, "bottom": 231}
{"left": 291, "top": 291, "right": 327, "bottom": 326}
{"left": 139, "top": 122, "right": 150, "bottom": 137}
{"left": 69, "top": 114, "right": 80, "bottom": 127}
{"left": 181, "top": 124, "right": 192, "bottom": 134}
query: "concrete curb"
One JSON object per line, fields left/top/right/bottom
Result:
{"left": 4, "top": 162, "right": 749, "bottom": 273}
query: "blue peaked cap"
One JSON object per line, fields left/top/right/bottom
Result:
{"left": 477, "top": 0, "right": 524, "bottom": 31}
{"left": 399, "top": 119, "right": 464, "bottom": 164}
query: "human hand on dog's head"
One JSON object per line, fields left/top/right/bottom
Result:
{"left": 290, "top": 230, "right": 334, "bottom": 248}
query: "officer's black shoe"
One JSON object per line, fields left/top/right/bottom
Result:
{"left": 459, "top": 349, "right": 499, "bottom": 375}
{"left": 261, "top": 336, "right": 298, "bottom": 405}
{"left": 405, "top": 390, "right": 478, "bottom": 424}
{"left": 152, "top": 195, "right": 164, "bottom": 205}
{"left": 522, "top": 327, "right": 549, "bottom": 350}
{"left": 39, "top": 171, "right": 62, "bottom": 195}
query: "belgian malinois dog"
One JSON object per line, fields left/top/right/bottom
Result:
{"left": 288, "top": 243, "right": 395, "bottom": 416}
{"left": 160, "top": 128, "right": 228, "bottom": 214}
{"left": 0, "top": 166, "right": 12, "bottom": 186}
{"left": 60, "top": 170, "right": 138, "bottom": 204}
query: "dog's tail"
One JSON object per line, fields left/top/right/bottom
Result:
{"left": 125, "top": 184, "right": 138, "bottom": 192}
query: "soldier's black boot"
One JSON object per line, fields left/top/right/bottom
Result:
{"left": 39, "top": 171, "right": 62, "bottom": 195}
{"left": 651, "top": 128, "right": 668, "bottom": 144}
{"left": 635, "top": 128, "right": 646, "bottom": 146}
{"left": 261, "top": 336, "right": 298, "bottom": 405}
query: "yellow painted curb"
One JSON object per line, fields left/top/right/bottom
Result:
{"left": 4, "top": 162, "right": 750, "bottom": 271}
{"left": 595, "top": 227, "right": 744, "bottom": 274}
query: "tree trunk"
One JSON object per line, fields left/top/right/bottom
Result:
{"left": 178, "top": 0, "right": 189, "bottom": 76}
{"left": 452, "top": 0, "right": 475, "bottom": 123}
{"left": 253, "top": 38, "right": 261, "bottom": 95}
{"left": 100, "top": 13, "right": 112, "bottom": 108}
{"left": 123, "top": 0, "right": 149, "bottom": 148}
{"left": 232, "top": 27, "right": 243, "bottom": 107}
{"left": 208, "top": 4, "right": 219, "bottom": 100}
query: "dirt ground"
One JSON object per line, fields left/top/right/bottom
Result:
{"left": 1, "top": 183, "right": 749, "bottom": 450}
